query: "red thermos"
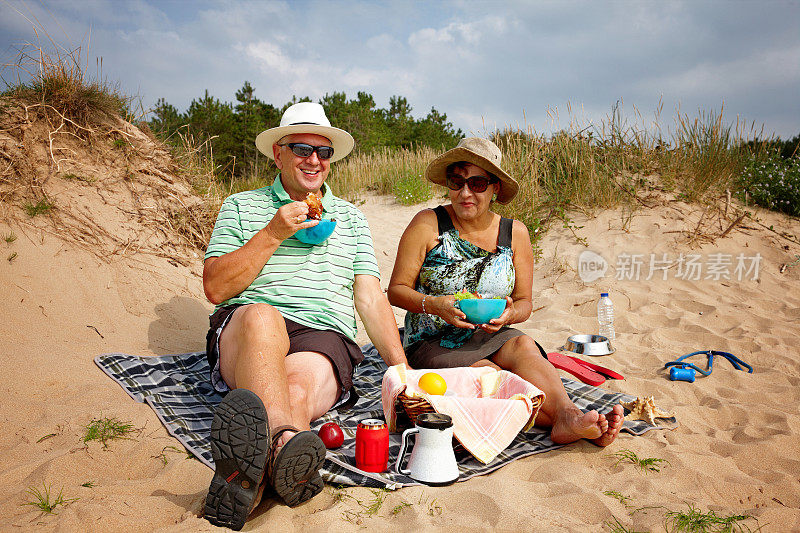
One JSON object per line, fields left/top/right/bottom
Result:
{"left": 355, "top": 418, "right": 389, "bottom": 472}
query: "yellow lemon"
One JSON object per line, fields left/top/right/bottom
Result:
{"left": 418, "top": 372, "right": 447, "bottom": 395}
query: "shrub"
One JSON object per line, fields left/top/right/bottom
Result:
{"left": 738, "top": 155, "right": 800, "bottom": 217}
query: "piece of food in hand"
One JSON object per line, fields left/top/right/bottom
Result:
{"left": 418, "top": 372, "right": 447, "bottom": 395}
{"left": 318, "top": 422, "right": 344, "bottom": 449}
{"left": 304, "top": 192, "right": 323, "bottom": 220}
{"left": 454, "top": 290, "right": 482, "bottom": 301}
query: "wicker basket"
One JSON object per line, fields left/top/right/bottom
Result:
{"left": 397, "top": 391, "right": 435, "bottom": 425}
{"left": 398, "top": 391, "right": 545, "bottom": 426}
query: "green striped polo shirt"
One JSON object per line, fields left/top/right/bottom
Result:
{"left": 204, "top": 174, "right": 380, "bottom": 341}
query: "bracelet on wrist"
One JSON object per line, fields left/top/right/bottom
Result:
{"left": 421, "top": 295, "right": 428, "bottom": 315}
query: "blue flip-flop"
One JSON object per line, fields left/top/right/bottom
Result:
{"left": 664, "top": 350, "right": 753, "bottom": 382}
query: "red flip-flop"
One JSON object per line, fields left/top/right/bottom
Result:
{"left": 546, "top": 352, "right": 606, "bottom": 386}
{"left": 572, "top": 358, "right": 625, "bottom": 380}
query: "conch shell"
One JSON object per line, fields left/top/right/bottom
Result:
{"left": 620, "top": 396, "right": 672, "bottom": 425}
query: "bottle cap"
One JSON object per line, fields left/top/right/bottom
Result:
{"left": 601, "top": 292, "right": 609, "bottom": 297}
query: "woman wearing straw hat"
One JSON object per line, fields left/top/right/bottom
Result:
{"left": 388, "top": 137, "right": 623, "bottom": 446}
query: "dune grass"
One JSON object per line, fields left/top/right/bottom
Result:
{"left": 664, "top": 504, "right": 755, "bottom": 533}
{"left": 168, "top": 101, "right": 790, "bottom": 257}
{"left": 23, "top": 197, "right": 54, "bottom": 217}
{"left": 23, "top": 484, "right": 78, "bottom": 515}
{"left": 600, "top": 492, "right": 756, "bottom": 533}
{"left": 606, "top": 515, "right": 647, "bottom": 533}
{"left": 331, "top": 145, "right": 439, "bottom": 204}
{"left": 609, "top": 449, "right": 670, "bottom": 474}
{"left": 82, "top": 417, "right": 136, "bottom": 448}
{"left": 1, "top": 30, "right": 127, "bottom": 125}
{"left": 152, "top": 444, "right": 195, "bottom": 465}
{"left": 604, "top": 489, "right": 634, "bottom": 507}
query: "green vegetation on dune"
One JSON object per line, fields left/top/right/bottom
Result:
{"left": 2, "top": 38, "right": 798, "bottom": 255}
{"left": 149, "top": 85, "right": 463, "bottom": 183}
{"left": 23, "top": 484, "right": 78, "bottom": 515}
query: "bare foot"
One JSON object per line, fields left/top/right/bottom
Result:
{"left": 550, "top": 406, "right": 606, "bottom": 444}
{"left": 590, "top": 404, "right": 624, "bottom": 447}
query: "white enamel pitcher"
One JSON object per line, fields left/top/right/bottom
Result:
{"left": 395, "top": 413, "right": 459, "bottom": 485}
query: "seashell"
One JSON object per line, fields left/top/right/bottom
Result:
{"left": 620, "top": 396, "right": 672, "bottom": 425}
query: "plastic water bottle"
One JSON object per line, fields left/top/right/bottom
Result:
{"left": 597, "top": 292, "right": 615, "bottom": 341}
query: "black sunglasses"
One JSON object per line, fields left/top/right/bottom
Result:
{"left": 445, "top": 173, "right": 498, "bottom": 193}
{"left": 279, "top": 142, "right": 334, "bottom": 160}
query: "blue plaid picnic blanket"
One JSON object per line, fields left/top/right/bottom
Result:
{"left": 95, "top": 344, "right": 676, "bottom": 488}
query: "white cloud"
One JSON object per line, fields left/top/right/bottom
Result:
{"left": 1, "top": 0, "right": 797, "bottom": 138}
{"left": 647, "top": 45, "right": 800, "bottom": 97}
{"left": 242, "top": 41, "right": 294, "bottom": 75}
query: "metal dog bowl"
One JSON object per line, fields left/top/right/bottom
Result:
{"left": 561, "top": 334, "right": 615, "bottom": 356}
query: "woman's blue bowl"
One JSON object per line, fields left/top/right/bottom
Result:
{"left": 457, "top": 298, "right": 506, "bottom": 324}
{"left": 294, "top": 219, "right": 336, "bottom": 245}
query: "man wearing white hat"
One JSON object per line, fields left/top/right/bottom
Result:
{"left": 201, "top": 102, "right": 408, "bottom": 529}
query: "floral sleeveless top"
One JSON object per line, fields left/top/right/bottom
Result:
{"left": 403, "top": 206, "right": 515, "bottom": 350}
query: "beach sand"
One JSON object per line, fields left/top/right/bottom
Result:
{"left": 1, "top": 121, "right": 799, "bottom": 530}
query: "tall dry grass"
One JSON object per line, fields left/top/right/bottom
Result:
{"left": 176, "top": 101, "right": 763, "bottom": 252}
{"left": 660, "top": 107, "right": 766, "bottom": 201}
{"left": 2, "top": 38, "right": 128, "bottom": 126}
{"left": 331, "top": 145, "right": 440, "bottom": 204}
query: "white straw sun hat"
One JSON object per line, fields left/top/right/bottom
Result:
{"left": 255, "top": 102, "right": 354, "bottom": 163}
{"left": 425, "top": 137, "right": 519, "bottom": 204}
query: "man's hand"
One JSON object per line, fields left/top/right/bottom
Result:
{"left": 266, "top": 201, "right": 318, "bottom": 241}
{"left": 204, "top": 201, "right": 317, "bottom": 304}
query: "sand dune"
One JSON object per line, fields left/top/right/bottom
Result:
{"left": 2, "top": 190, "right": 799, "bottom": 531}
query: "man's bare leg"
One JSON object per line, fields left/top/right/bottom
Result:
{"left": 219, "top": 303, "right": 295, "bottom": 429}
{"left": 217, "top": 303, "right": 340, "bottom": 508}
{"left": 491, "top": 335, "right": 623, "bottom": 446}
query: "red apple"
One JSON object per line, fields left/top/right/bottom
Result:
{"left": 318, "top": 422, "right": 344, "bottom": 449}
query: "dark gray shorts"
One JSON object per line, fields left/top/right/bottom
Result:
{"left": 205, "top": 304, "right": 364, "bottom": 394}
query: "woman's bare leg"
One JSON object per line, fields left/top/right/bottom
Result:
{"left": 491, "top": 335, "right": 623, "bottom": 446}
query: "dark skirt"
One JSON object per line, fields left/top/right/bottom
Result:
{"left": 405, "top": 327, "right": 526, "bottom": 368}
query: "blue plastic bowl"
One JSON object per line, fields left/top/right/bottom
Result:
{"left": 294, "top": 219, "right": 336, "bottom": 245}
{"left": 457, "top": 298, "right": 506, "bottom": 324}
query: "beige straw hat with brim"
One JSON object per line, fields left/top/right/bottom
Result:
{"left": 255, "top": 102, "right": 354, "bottom": 163}
{"left": 425, "top": 137, "right": 519, "bottom": 204}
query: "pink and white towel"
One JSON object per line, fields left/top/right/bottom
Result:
{"left": 381, "top": 365, "right": 546, "bottom": 464}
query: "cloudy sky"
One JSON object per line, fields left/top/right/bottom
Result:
{"left": 2, "top": 0, "right": 799, "bottom": 140}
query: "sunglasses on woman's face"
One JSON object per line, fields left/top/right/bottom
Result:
{"left": 445, "top": 173, "right": 498, "bottom": 193}
{"left": 279, "top": 142, "right": 334, "bottom": 160}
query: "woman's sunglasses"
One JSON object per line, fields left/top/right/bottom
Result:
{"left": 445, "top": 173, "right": 498, "bottom": 193}
{"left": 279, "top": 142, "right": 334, "bottom": 160}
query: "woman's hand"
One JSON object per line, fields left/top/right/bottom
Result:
{"left": 481, "top": 297, "right": 514, "bottom": 333}
{"left": 428, "top": 295, "right": 475, "bottom": 330}
{"left": 265, "top": 201, "right": 318, "bottom": 241}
